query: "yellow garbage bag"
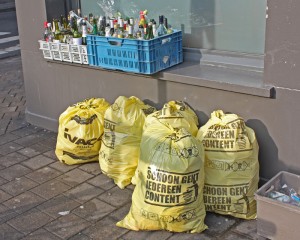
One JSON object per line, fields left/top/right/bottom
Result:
{"left": 197, "top": 110, "right": 259, "bottom": 219}
{"left": 144, "top": 102, "right": 199, "bottom": 136}
{"left": 55, "top": 98, "right": 110, "bottom": 165}
{"left": 167, "top": 100, "right": 199, "bottom": 126}
{"left": 99, "top": 96, "right": 156, "bottom": 189}
{"left": 117, "top": 122, "right": 207, "bottom": 233}
{"left": 131, "top": 102, "right": 199, "bottom": 185}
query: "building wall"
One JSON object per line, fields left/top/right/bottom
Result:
{"left": 15, "top": 0, "right": 300, "bottom": 180}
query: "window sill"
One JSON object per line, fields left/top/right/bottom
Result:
{"left": 156, "top": 60, "right": 274, "bottom": 98}
{"left": 46, "top": 54, "right": 274, "bottom": 98}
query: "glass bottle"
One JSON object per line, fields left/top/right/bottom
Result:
{"left": 156, "top": 15, "right": 167, "bottom": 36}
{"left": 47, "top": 23, "right": 54, "bottom": 42}
{"left": 54, "top": 19, "right": 62, "bottom": 42}
{"left": 105, "top": 24, "right": 111, "bottom": 37}
{"left": 164, "top": 17, "right": 173, "bottom": 34}
{"left": 109, "top": 18, "right": 115, "bottom": 36}
{"left": 82, "top": 20, "right": 88, "bottom": 45}
{"left": 92, "top": 18, "right": 98, "bottom": 35}
{"left": 152, "top": 20, "right": 157, "bottom": 38}
{"left": 139, "top": 25, "right": 144, "bottom": 39}
{"left": 118, "top": 19, "right": 124, "bottom": 38}
{"left": 127, "top": 25, "right": 134, "bottom": 39}
{"left": 43, "top": 21, "right": 49, "bottom": 41}
{"left": 113, "top": 24, "right": 118, "bottom": 38}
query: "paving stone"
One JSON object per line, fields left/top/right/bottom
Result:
{"left": 204, "top": 212, "right": 239, "bottom": 237}
{"left": 0, "top": 189, "right": 12, "bottom": 203}
{"left": 0, "top": 102, "right": 10, "bottom": 108}
{"left": 232, "top": 219, "right": 259, "bottom": 239}
{"left": 73, "top": 198, "right": 116, "bottom": 222}
{"left": 30, "top": 179, "right": 72, "bottom": 199}
{"left": 64, "top": 183, "right": 104, "bottom": 204}
{"left": 37, "top": 195, "right": 81, "bottom": 219}
{"left": 0, "top": 106, "right": 17, "bottom": 113}
{"left": 222, "top": 231, "right": 253, "bottom": 240}
{"left": 17, "top": 147, "right": 41, "bottom": 158}
{"left": 0, "top": 223, "right": 24, "bottom": 240}
{"left": 83, "top": 216, "right": 129, "bottom": 240}
{"left": 26, "top": 166, "right": 61, "bottom": 184}
{"left": 0, "top": 164, "right": 32, "bottom": 181}
{"left": 1, "top": 177, "right": 38, "bottom": 196}
{"left": 50, "top": 160, "right": 78, "bottom": 172}
{"left": 11, "top": 125, "right": 41, "bottom": 137}
{"left": 0, "top": 133, "right": 19, "bottom": 145}
{"left": 7, "top": 209, "right": 53, "bottom": 235}
{"left": 6, "top": 117, "right": 27, "bottom": 132}
{"left": 43, "top": 150, "right": 59, "bottom": 161}
{"left": 0, "top": 204, "right": 19, "bottom": 224}
{"left": 3, "top": 111, "right": 20, "bottom": 120}
{"left": 109, "top": 202, "right": 131, "bottom": 221}
{"left": 39, "top": 137, "right": 57, "bottom": 149}
{"left": 121, "top": 230, "right": 173, "bottom": 240}
{"left": 0, "top": 152, "right": 28, "bottom": 167}
{"left": 78, "top": 162, "right": 101, "bottom": 175}
{"left": 0, "top": 141, "right": 23, "bottom": 155}
{"left": 22, "top": 155, "right": 54, "bottom": 170}
{"left": 58, "top": 169, "right": 94, "bottom": 187}
{"left": 13, "top": 132, "right": 48, "bottom": 147}
{"left": 0, "top": 176, "right": 8, "bottom": 185}
{"left": 168, "top": 232, "right": 213, "bottom": 240}
{"left": 68, "top": 232, "right": 91, "bottom": 240}
{"left": 21, "top": 228, "right": 61, "bottom": 240}
{"left": 98, "top": 186, "right": 132, "bottom": 208}
{"left": 87, "top": 174, "right": 116, "bottom": 190}
{"left": 45, "top": 213, "right": 89, "bottom": 239}
{"left": 29, "top": 142, "right": 53, "bottom": 153}
{"left": 0, "top": 118, "right": 11, "bottom": 135}
{"left": 125, "top": 184, "right": 135, "bottom": 191}
{"left": 3, "top": 191, "right": 44, "bottom": 214}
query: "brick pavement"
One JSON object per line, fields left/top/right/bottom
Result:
{"left": 0, "top": 56, "right": 263, "bottom": 239}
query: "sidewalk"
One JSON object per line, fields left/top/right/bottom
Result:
{"left": 0, "top": 56, "right": 262, "bottom": 239}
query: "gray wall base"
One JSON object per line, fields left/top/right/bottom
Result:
{"left": 25, "top": 109, "right": 58, "bottom": 132}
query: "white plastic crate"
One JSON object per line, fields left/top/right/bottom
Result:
{"left": 39, "top": 40, "right": 88, "bottom": 64}
{"left": 81, "top": 54, "right": 89, "bottom": 65}
{"left": 71, "top": 53, "right": 82, "bottom": 64}
{"left": 61, "top": 52, "right": 72, "bottom": 62}
{"left": 70, "top": 45, "right": 80, "bottom": 53}
{"left": 39, "top": 40, "right": 50, "bottom": 50}
{"left": 60, "top": 43, "right": 70, "bottom": 52}
{"left": 42, "top": 49, "right": 53, "bottom": 60}
{"left": 51, "top": 51, "right": 62, "bottom": 61}
{"left": 49, "top": 42, "right": 60, "bottom": 51}
{"left": 80, "top": 45, "right": 87, "bottom": 54}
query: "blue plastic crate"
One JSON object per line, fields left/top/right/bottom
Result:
{"left": 86, "top": 30, "right": 183, "bottom": 74}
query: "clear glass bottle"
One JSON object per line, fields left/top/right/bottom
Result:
{"left": 156, "top": 15, "right": 167, "bottom": 36}
{"left": 152, "top": 20, "right": 157, "bottom": 38}
{"left": 105, "top": 24, "right": 111, "bottom": 37}
{"left": 82, "top": 20, "right": 87, "bottom": 45}
{"left": 127, "top": 25, "right": 134, "bottom": 39}
{"left": 118, "top": 20, "right": 124, "bottom": 38}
